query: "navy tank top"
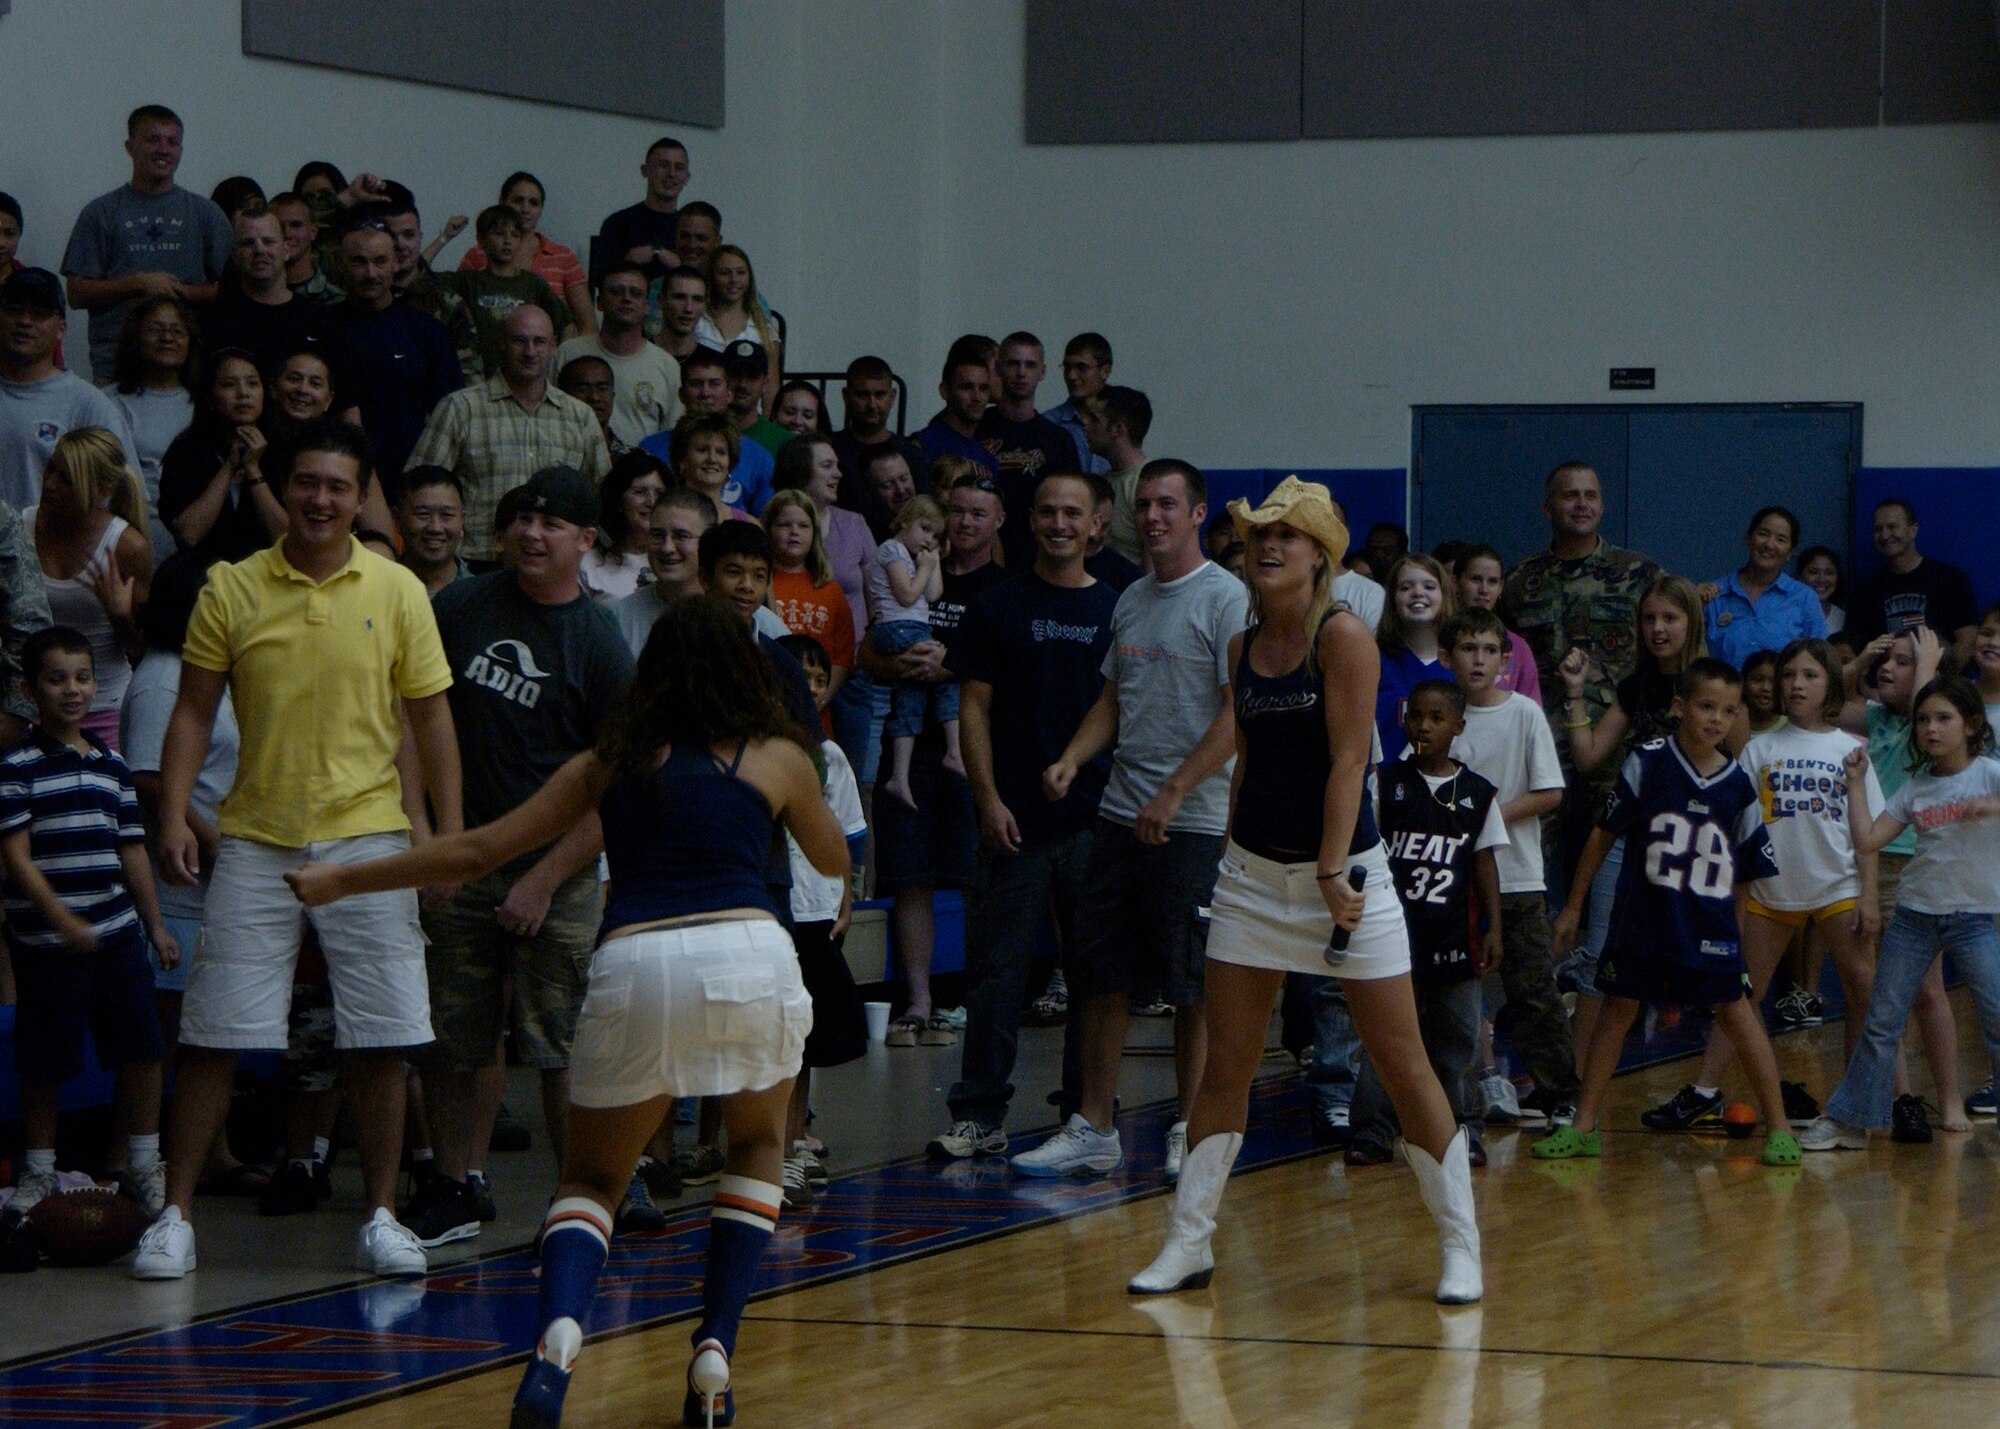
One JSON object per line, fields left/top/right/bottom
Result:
{"left": 1231, "top": 614, "right": 1381, "bottom": 863}
{"left": 598, "top": 740, "right": 778, "bottom": 936}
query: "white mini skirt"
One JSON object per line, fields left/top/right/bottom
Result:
{"left": 1205, "top": 839, "right": 1412, "bottom": 981}
{"left": 569, "top": 918, "right": 813, "bottom": 1107}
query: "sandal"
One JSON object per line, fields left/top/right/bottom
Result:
{"left": 1530, "top": 1126, "right": 1602, "bottom": 1160}
{"left": 918, "top": 1015, "right": 958, "bottom": 1046}
{"left": 1761, "top": 1130, "right": 1802, "bottom": 1167}
{"left": 884, "top": 1016, "right": 922, "bottom": 1048}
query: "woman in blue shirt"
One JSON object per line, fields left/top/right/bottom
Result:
{"left": 287, "top": 598, "right": 849, "bottom": 1429}
{"left": 1703, "top": 505, "right": 1828, "bottom": 668}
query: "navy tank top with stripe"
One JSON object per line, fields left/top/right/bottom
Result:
{"left": 598, "top": 740, "right": 778, "bottom": 935}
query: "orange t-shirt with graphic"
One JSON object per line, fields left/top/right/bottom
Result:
{"left": 770, "top": 568, "right": 857, "bottom": 670}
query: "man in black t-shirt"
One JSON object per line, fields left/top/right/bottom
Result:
{"left": 977, "top": 333, "right": 1081, "bottom": 572}
{"left": 925, "top": 473, "right": 1117, "bottom": 1157}
{"left": 591, "top": 137, "right": 689, "bottom": 289}
{"left": 833, "top": 354, "right": 925, "bottom": 531}
{"left": 1846, "top": 498, "right": 1979, "bottom": 663}
{"left": 866, "top": 478, "right": 1005, "bottom": 1048}
{"left": 404, "top": 466, "right": 635, "bottom": 1249}
{"left": 201, "top": 207, "right": 362, "bottom": 413}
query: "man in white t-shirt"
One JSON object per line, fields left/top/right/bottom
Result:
{"left": 1327, "top": 494, "right": 1385, "bottom": 631}
{"left": 554, "top": 261, "right": 678, "bottom": 449}
{"left": 1445, "top": 608, "right": 1579, "bottom": 1120}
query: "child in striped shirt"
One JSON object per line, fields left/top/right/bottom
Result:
{"left": 0, "top": 627, "right": 178, "bottom": 1223}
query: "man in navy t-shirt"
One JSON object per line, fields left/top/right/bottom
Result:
{"left": 926, "top": 472, "right": 1117, "bottom": 1156}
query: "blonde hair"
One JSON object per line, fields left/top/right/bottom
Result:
{"left": 926, "top": 454, "right": 979, "bottom": 496}
{"left": 708, "top": 244, "right": 778, "bottom": 353}
{"left": 891, "top": 494, "right": 945, "bottom": 537}
{"left": 1242, "top": 526, "right": 1341, "bottom": 677}
{"left": 1376, "top": 553, "right": 1457, "bottom": 658}
{"left": 1635, "top": 573, "right": 1708, "bottom": 675}
{"left": 762, "top": 488, "right": 831, "bottom": 586}
{"left": 49, "top": 427, "right": 147, "bottom": 532}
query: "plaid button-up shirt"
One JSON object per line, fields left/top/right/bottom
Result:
{"left": 405, "top": 375, "right": 610, "bottom": 562}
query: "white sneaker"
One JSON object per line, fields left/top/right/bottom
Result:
{"left": 132, "top": 1205, "right": 196, "bottom": 1279}
{"left": 11, "top": 1166, "right": 59, "bottom": 1217}
{"left": 1798, "top": 1116, "right": 1868, "bottom": 1152}
{"left": 121, "top": 1161, "right": 168, "bottom": 1220}
{"left": 357, "top": 1207, "right": 428, "bottom": 1277}
{"left": 927, "top": 1120, "right": 1008, "bottom": 1160}
{"left": 1010, "top": 1114, "right": 1122, "bottom": 1178}
{"left": 1480, "top": 1072, "right": 1522, "bottom": 1125}
{"left": 1165, "top": 1121, "right": 1188, "bottom": 1183}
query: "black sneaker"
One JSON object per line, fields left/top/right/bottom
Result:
{"left": 615, "top": 1172, "right": 668, "bottom": 1233}
{"left": 466, "top": 1172, "right": 497, "bottom": 1223}
{"left": 1892, "top": 1094, "right": 1934, "bottom": 1144}
{"left": 404, "top": 1178, "right": 480, "bottom": 1248}
{"left": 490, "top": 1102, "right": 533, "bottom": 1153}
{"left": 1780, "top": 1081, "right": 1821, "bottom": 1122}
{"left": 258, "top": 1159, "right": 322, "bottom": 1217}
{"left": 1641, "top": 1084, "right": 1724, "bottom": 1131}
{"left": 1966, "top": 1079, "right": 1997, "bottom": 1119}
{"left": 639, "top": 1155, "right": 682, "bottom": 1201}
{"left": 1522, "top": 1089, "right": 1579, "bottom": 1128}
{"left": 1309, "top": 1102, "right": 1353, "bottom": 1149}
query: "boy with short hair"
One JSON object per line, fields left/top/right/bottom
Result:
{"left": 446, "top": 206, "right": 569, "bottom": 370}
{"left": 1, "top": 626, "right": 179, "bottom": 1220}
{"left": 1442, "top": 608, "right": 1579, "bottom": 1123}
{"left": 1534, "top": 658, "right": 1800, "bottom": 1166}
{"left": 1346, "top": 681, "right": 1507, "bottom": 1167}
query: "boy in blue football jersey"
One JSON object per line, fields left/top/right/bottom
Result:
{"left": 1533, "top": 659, "right": 1800, "bottom": 1166}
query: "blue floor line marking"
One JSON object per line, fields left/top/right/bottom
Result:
{"left": 0, "top": 1005, "right": 1807, "bottom": 1428}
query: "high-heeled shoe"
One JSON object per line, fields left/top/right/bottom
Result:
{"left": 510, "top": 1317, "right": 580, "bottom": 1427}
{"left": 681, "top": 1337, "right": 734, "bottom": 1428}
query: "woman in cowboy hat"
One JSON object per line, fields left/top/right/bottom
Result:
{"left": 1127, "top": 475, "right": 1483, "bottom": 1306}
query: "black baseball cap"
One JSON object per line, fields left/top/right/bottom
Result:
{"left": 721, "top": 338, "right": 768, "bottom": 377}
{"left": 510, "top": 465, "right": 598, "bottom": 527}
{"left": 0, "top": 267, "right": 63, "bottom": 315}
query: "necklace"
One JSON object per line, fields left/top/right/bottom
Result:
{"left": 1421, "top": 765, "right": 1461, "bottom": 808}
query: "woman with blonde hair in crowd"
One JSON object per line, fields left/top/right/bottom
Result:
{"left": 699, "top": 245, "right": 782, "bottom": 394}
{"left": 28, "top": 427, "right": 154, "bottom": 750}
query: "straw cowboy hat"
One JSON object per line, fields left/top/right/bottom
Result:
{"left": 1228, "top": 475, "right": 1350, "bottom": 567}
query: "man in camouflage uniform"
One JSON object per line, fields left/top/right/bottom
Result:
{"left": 1503, "top": 461, "right": 1660, "bottom": 885}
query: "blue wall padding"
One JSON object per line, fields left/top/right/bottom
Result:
{"left": 1853, "top": 468, "right": 2000, "bottom": 607}
{"left": 1206, "top": 469, "right": 1408, "bottom": 559}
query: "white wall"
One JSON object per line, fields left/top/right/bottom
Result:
{"left": 7, "top": 0, "right": 1999, "bottom": 471}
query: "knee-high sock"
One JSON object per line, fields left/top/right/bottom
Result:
{"left": 696, "top": 1174, "right": 781, "bottom": 1357}
{"left": 536, "top": 1197, "right": 611, "bottom": 1368}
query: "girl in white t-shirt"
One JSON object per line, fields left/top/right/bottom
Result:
{"left": 1803, "top": 677, "right": 2000, "bottom": 1149}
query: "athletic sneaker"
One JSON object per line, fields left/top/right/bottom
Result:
{"left": 1641, "top": 1084, "right": 1724, "bottom": 1132}
{"left": 10, "top": 1167, "right": 58, "bottom": 1217}
{"left": 1344, "top": 1140, "right": 1394, "bottom": 1167}
{"left": 781, "top": 1157, "right": 814, "bottom": 1212}
{"left": 1480, "top": 1071, "right": 1523, "bottom": 1125}
{"left": 357, "top": 1208, "right": 428, "bottom": 1277}
{"left": 793, "top": 1142, "right": 829, "bottom": 1185}
{"left": 1165, "top": 1122, "right": 1187, "bottom": 1182}
{"left": 1774, "top": 987, "right": 1824, "bottom": 1027}
{"left": 1780, "top": 1081, "right": 1821, "bottom": 1122}
{"left": 120, "top": 1160, "right": 167, "bottom": 1220}
{"left": 259, "top": 1159, "right": 322, "bottom": 1217}
{"left": 1892, "top": 1094, "right": 1934, "bottom": 1145}
{"left": 928, "top": 1120, "right": 1007, "bottom": 1160}
{"left": 1026, "top": 970, "right": 1069, "bottom": 1026}
{"left": 1309, "top": 1101, "right": 1352, "bottom": 1148}
{"left": 1966, "top": 1079, "right": 1997, "bottom": 1119}
{"left": 639, "top": 1154, "right": 683, "bottom": 1202}
{"left": 403, "top": 1177, "right": 479, "bottom": 1248}
{"left": 490, "top": 1101, "right": 533, "bottom": 1153}
{"left": 1128, "top": 996, "right": 1172, "bottom": 1018}
{"left": 931, "top": 1005, "right": 968, "bottom": 1031}
{"left": 467, "top": 1171, "right": 497, "bottom": 1223}
{"left": 1797, "top": 1116, "right": 1868, "bottom": 1152}
{"left": 673, "top": 1144, "right": 727, "bottom": 1186}
{"left": 131, "top": 1205, "right": 195, "bottom": 1279}
{"left": 1521, "top": 1090, "right": 1577, "bottom": 1128}
{"left": 1009, "top": 1114, "right": 1122, "bottom": 1178}
{"left": 616, "top": 1172, "right": 668, "bottom": 1233}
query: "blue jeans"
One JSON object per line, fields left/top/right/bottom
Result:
{"left": 1826, "top": 908, "right": 2000, "bottom": 1130}
{"left": 874, "top": 619, "right": 959, "bottom": 740}
{"left": 831, "top": 671, "right": 875, "bottom": 781}
{"left": 1301, "top": 974, "right": 1362, "bottom": 1113}
{"left": 1571, "top": 835, "right": 1624, "bottom": 997}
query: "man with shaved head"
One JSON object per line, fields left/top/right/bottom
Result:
{"left": 406, "top": 305, "right": 608, "bottom": 568}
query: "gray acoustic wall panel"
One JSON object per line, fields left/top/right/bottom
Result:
{"left": 1024, "top": 0, "right": 1302, "bottom": 144}
{"left": 1883, "top": 0, "right": 2000, "bottom": 124}
{"left": 1302, "top": 0, "right": 1589, "bottom": 139}
{"left": 1583, "top": 1, "right": 1880, "bottom": 134}
{"left": 241, "top": 0, "right": 724, "bottom": 127}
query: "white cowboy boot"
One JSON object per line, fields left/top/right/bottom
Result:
{"left": 1127, "top": 1131, "right": 1241, "bottom": 1295}
{"left": 1404, "top": 1127, "right": 1483, "bottom": 1304}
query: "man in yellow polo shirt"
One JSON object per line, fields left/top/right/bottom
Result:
{"left": 133, "top": 417, "right": 464, "bottom": 1282}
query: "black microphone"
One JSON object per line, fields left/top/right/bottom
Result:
{"left": 1323, "top": 866, "right": 1368, "bottom": 966}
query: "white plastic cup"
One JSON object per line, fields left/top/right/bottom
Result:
{"left": 863, "top": 1001, "right": 892, "bottom": 1043}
